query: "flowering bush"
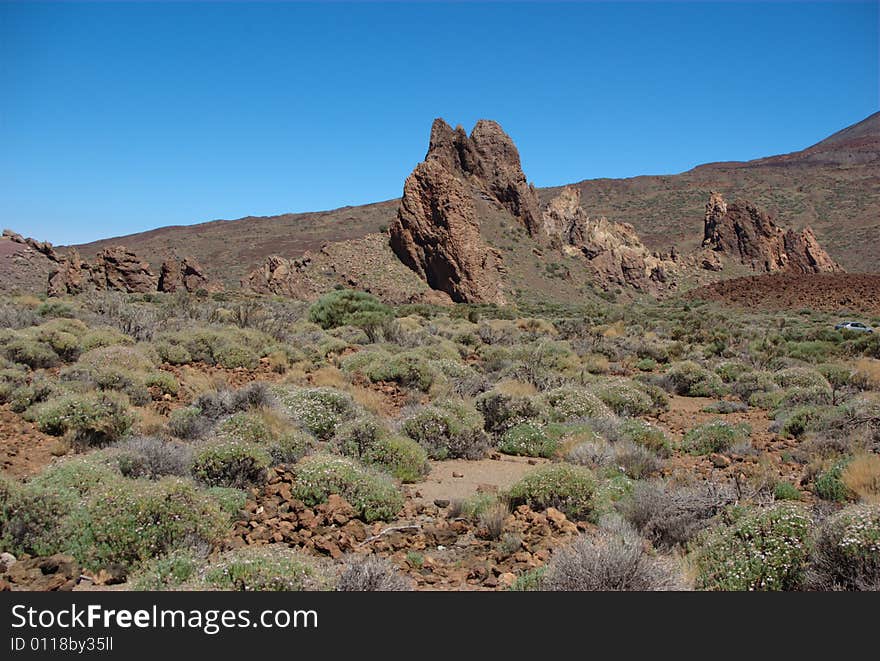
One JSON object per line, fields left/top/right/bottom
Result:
{"left": 401, "top": 399, "right": 489, "bottom": 460}
{"left": 191, "top": 440, "right": 271, "bottom": 488}
{"left": 541, "top": 386, "right": 614, "bottom": 422}
{"left": 807, "top": 504, "right": 880, "bottom": 591}
{"left": 507, "top": 463, "right": 597, "bottom": 521}
{"left": 200, "top": 546, "right": 325, "bottom": 591}
{"left": 61, "top": 477, "right": 230, "bottom": 571}
{"left": 693, "top": 504, "right": 812, "bottom": 591}
{"left": 664, "top": 361, "right": 724, "bottom": 397}
{"left": 681, "top": 420, "right": 750, "bottom": 455}
{"left": 30, "top": 391, "right": 134, "bottom": 447}
{"left": 275, "top": 387, "right": 356, "bottom": 440}
{"left": 289, "top": 453, "right": 403, "bottom": 522}
{"left": 498, "top": 422, "right": 564, "bottom": 458}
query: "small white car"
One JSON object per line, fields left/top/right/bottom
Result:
{"left": 835, "top": 321, "right": 874, "bottom": 333}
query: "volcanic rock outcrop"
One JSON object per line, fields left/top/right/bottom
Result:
{"left": 390, "top": 119, "right": 543, "bottom": 304}
{"left": 158, "top": 257, "right": 222, "bottom": 293}
{"left": 701, "top": 192, "right": 841, "bottom": 274}
{"left": 542, "top": 186, "right": 676, "bottom": 290}
{"left": 48, "top": 246, "right": 158, "bottom": 296}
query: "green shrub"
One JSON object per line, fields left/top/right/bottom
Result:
{"left": 401, "top": 399, "right": 489, "bottom": 460}
{"left": 144, "top": 371, "right": 179, "bottom": 396}
{"left": 363, "top": 352, "right": 435, "bottom": 391}
{"left": 3, "top": 338, "right": 60, "bottom": 369}
{"left": 774, "top": 367, "right": 831, "bottom": 390}
{"left": 807, "top": 504, "right": 880, "bottom": 591}
{"left": 155, "top": 341, "right": 192, "bottom": 365}
{"left": 542, "top": 386, "right": 614, "bottom": 422}
{"left": 334, "top": 417, "right": 428, "bottom": 482}
{"left": 80, "top": 327, "right": 133, "bottom": 352}
{"left": 132, "top": 549, "right": 201, "bottom": 590}
{"left": 773, "top": 481, "right": 802, "bottom": 501}
{"left": 498, "top": 422, "right": 565, "bottom": 458}
{"left": 593, "top": 380, "right": 655, "bottom": 417}
{"left": 200, "top": 546, "right": 325, "bottom": 591}
{"left": 0, "top": 477, "right": 66, "bottom": 556}
{"left": 617, "top": 419, "right": 672, "bottom": 457}
{"left": 693, "top": 504, "right": 812, "bottom": 591}
{"left": 215, "top": 343, "right": 259, "bottom": 369}
{"left": 474, "top": 388, "right": 544, "bottom": 433}
{"left": 778, "top": 405, "right": 830, "bottom": 439}
{"left": 31, "top": 391, "right": 134, "bottom": 447}
{"left": 289, "top": 454, "right": 403, "bottom": 522}
{"left": 28, "top": 456, "right": 121, "bottom": 502}
{"left": 308, "top": 290, "right": 391, "bottom": 332}
{"left": 681, "top": 420, "right": 750, "bottom": 456}
{"left": 665, "top": 361, "right": 724, "bottom": 397}
{"left": 507, "top": 463, "right": 597, "bottom": 521}
{"left": 167, "top": 406, "right": 210, "bottom": 439}
{"left": 191, "top": 440, "right": 271, "bottom": 488}
{"left": 61, "top": 477, "right": 230, "bottom": 571}
{"left": 814, "top": 458, "right": 854, "bottom": 502}
{"left": 275, "top": 387, "right": 356, "bottom": 440}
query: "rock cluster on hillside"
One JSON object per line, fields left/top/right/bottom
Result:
{"left": 542, "top": 186, "right": 676, "bottom": 291}
{"left": 701, "top": 192, "right": 841, "bottom": 274}
{"left": 0, "top": 231, "right": 223, "bottom": 297}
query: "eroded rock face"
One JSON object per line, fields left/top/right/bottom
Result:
{"left": 391, "top": 159, "right": 506, "bottom": 304}
{"left": 390, "top": 118, "right": 546, "bottom": 304}
{"left": 542, "top": 186, "right": 675, "bottom": 290}
{"left": 702, "top": 192, "right": 841, "bottom": 274}
{"left": 46, "top": 246, "right": 220, "bottom": 296}
{"left": 158, "top": 257, "right": 222, "bottom": 293}
{"left": 91, "top": 247, "right": 158, "bottom": 293}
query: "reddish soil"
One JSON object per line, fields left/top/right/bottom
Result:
{"left": 686, "top": 273, "right": 880, "bottom": 316}
{"left": 0, "top": 406, "right": 61, "bottom": 478}
{"left": 650, "top": 395, "right": 810, "bottom": 496}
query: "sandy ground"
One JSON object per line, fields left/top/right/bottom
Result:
{"left": 406, "top": 454, "right": 548, "bottom": 505}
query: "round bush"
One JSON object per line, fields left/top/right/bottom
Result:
{"left": 542, "top": 386, "right": 614, "bottom": 422}
{"left": 61, "top": 477, "right": 231, "bottom": 571}
{"left": 475, "top": 389, "right": 544, "bottom": 433}
{"left": 191, "top": 440, "right": 271, "bottom": 488}
{"left": 507, "top": 463, "right": 597, "bottom": 521}
{"left": 681, "top": 420, "right": 750, "bottom": 456}
{"left": 807, "top": 504, "right": 880, "bottom": 591}
{"left": 593, "top": 381, "right": 655, "bottom": 417}
{"left": 693, "top": 504, "right": 812, "bottom": 591}
{"left": 498, "top": 422, "right": 564, "bottom": 458}
{"left": 334, "top": 417, "right": 428, "bottom": 482}
{"left": 31, "top": 391, "right": 134, "bottom": 447}
{"left": 200, "top": 546, "right": 325, "bottom": 591}
{"left": 308, "top": 289, "right": 391, "bottom": 331}
{"left": 276, "top": 387, "right": 356, "bottom": 440}
{"left": 665, "top": 361, "right": 724, "bottom": 397}
{"left": 401, "top": 399, "right": 490, "bottom": 460}
{"left": 289, "top": 454, "right": 404, "bottom": 522}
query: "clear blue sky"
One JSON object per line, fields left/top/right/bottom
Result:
{"left": 1, "top": 1, "right": 877, "bottom": 245}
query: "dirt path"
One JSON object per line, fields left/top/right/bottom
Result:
{"left": 407, "top": 454, "right": 547, "bottom": 505}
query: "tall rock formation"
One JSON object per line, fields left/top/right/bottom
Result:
{"left": 701, "top": 192, "right": 841, "bottom": 274}
{"left": 390, "top": 118, "right": 543, "bottom": 304}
